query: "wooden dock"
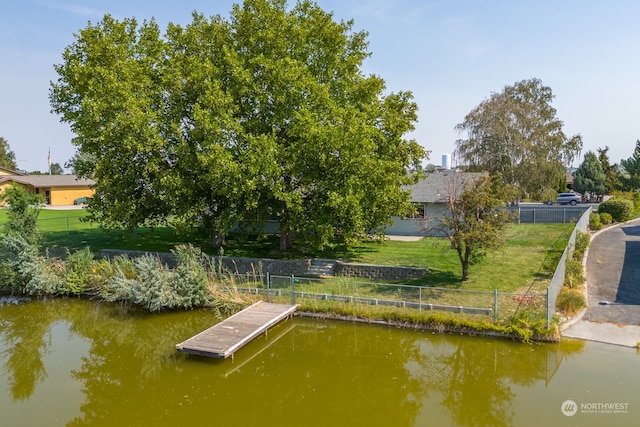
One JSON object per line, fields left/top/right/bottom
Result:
{"left": 175, "top": 301, "right": 297, "bottom": 359}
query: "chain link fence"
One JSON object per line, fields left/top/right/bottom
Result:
{"left": 222, "top": 272, "right": 548, "bottom": 323}
{"left": 507, "top": 206, "right": 589, "bottom": 224}
{"left": 545, "top": 207, "right": 591, "bottom": 327}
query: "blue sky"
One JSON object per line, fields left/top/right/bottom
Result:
{"left": 1, "top": 0, "right": 639, "bottom": 173}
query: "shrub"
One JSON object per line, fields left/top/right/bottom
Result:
{"left": 63, "top": 247, "right": 96, "bottom": 294}
{"left": 610, "top": 190, "right": 640, "bottom": 215}
{"left": 99, "top": 244, "right": 211, "bottom": 311}
{"left": 573, "top": 231, "right": 590, "bottom": 261}
{"left": 589, "top": 212, "right": 602, "bottom": 230}
{"left": 599, "top": 212, "right": 612, "bottom": 225}
{"left": 557, "top": 288, "right": 585, "bottom": 315}
{"left": 598, "top": 199, "right": 634, "bottom": 222}
{"left": 0, "top": 261, "right": 22, "bottom": 293}
{"left": 0, "top": 185, "right": 45, "bottom": 245}
{"left": 2, "top": 234, "right": 65, "bottom": 295}
{"left": 564, "top": 259, "right": 584, "bottom": 289}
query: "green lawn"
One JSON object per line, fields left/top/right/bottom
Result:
{"left": 0, "top": 209, "right": 572, "bottom": 293}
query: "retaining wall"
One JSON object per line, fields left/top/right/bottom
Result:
{"left": 335, "top": 261, "right": 428, "bottom": 281}
{"left": 96, "top": 249, "right": 428, "bottom": 281}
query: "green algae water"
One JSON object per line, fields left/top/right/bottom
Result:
{"left": 1, "top": 297, "right": 638, "bottom": 427}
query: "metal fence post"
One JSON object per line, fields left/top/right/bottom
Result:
{"left": 267, "top": 272, "right": 271, "bottom": 302}
{"left": 290, "top": 274, "right": 295, "bottom": 305}
{"left": 419, "top": 287, "right": 422, "bottom": 315}
{"left": 546, "top": 287, "right": 550, "bottom": 329}
{"left": 494, "top": 289, "right": 498, "bottom": 322}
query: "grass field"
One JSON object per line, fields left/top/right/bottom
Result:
{"left": 0, "top": 208, "right": 572, "bottom": 294}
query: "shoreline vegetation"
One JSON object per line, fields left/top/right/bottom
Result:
{"left": 0, "top": 205, "right": 579, "bottom": 343}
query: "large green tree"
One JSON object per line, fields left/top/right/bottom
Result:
{"left": 596, "top": 146, "right": 621, "bottom": 193}
{"left": 572, "top": 151, "right": 606, "bottom": 198}
{"left": 0, "top": 136, "right": 18, "bottom": 170}
{"left": 454, "top": 78, "right": 582, "bottom": 201}
{"left": 49, "top": 0, "right": 425, "bottom": 250}
{"left": 619, "top": 139, "right": 640, "bottom": 191}
{"left": 434, "top": 173, "right": 516, "bottom": 281}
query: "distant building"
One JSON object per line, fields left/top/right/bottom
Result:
{"left": 0, "top": 167, "right": 95, "bottom": 206}
{"left": 442, "top": 153, "right": 451, "bottom": 170}
{"left": 384, "top": 170, "right": 485, "bottom": 236}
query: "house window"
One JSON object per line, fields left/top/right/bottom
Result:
{"left": 412, "top": 203, "right": 425, "bottom": 218}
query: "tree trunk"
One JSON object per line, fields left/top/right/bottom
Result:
{"left": 461, "top": 260, "right": 470, "bottom": 282}
{"left": 461, "top": 246, "right": 471, "bottom": 281}
{"left": 279, "top": 223, "right": 293, "bottom": 251}
{"left": 210, "top": 231, "right": 226, "bottom": 248}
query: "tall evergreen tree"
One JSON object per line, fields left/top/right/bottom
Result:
{"left": 573, "top": 151, "right": 606, "bottom": 199}
{"left": 620, "top": 140, "right": 640, "bottom": 191}
{"left": 596, "top": 146, "right": 621, "bottom": 193}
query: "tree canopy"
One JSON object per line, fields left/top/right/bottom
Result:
{"left": 0, "top": 137, "right": 18, "bottom": 170}
{"left": 454, "top": 78, "right": 582, "bottom": 201}
{"left": 49, "top": 0, "right": 426, "bottom": 250}
{"left": 620, "top": 140, "right": 640, "bottom": 191}
{"left": 573, "top": 151, "right": 606, "bottom": 197}
{"left": 596, "top": 146, "right": 621, "bottom": 193}
{"left": 430, "top": 173, "right": 517, "bottom": 281}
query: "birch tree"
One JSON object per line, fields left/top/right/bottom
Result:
{"left": 455, "top": 78, "right": 582, "bottom": 201}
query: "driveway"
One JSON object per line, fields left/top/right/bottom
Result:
{"left": 561, "top": 219, "right": 640, "bottom": 347}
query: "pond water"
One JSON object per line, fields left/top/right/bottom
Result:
{"left": 1, "top": 297, "right": 638, "bottom": 427}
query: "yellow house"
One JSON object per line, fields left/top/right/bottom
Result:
{"left": 0, "top": 167, "right": 95, "bottom": 206}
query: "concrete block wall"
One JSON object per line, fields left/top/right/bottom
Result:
{"left": 334, "top": 261, "right": 428, "bottom": 281}
{"left": 96, "top": 250, "right": 427, "bottom": 282}
{"left": 211, "top": 256, "right": 311, "bottom": 276}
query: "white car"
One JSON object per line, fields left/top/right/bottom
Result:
{"left": 555, "top": 192, "right": 581, "bottom": 205}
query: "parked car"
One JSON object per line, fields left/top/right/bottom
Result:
{"left": 555, "top": 192, "right": 581, "bottom": 205}
{"left": 73, "top": 196, "right": 89, "bottom": 205}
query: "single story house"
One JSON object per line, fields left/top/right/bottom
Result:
{"left": 0, "top": 167, "right": 95, "bottom": 206}
{"left": 385, "top": 170, "right": 485, "bottom": 236}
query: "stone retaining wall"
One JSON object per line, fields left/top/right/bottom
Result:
{"left": 96, "top": 249, "right": 427, "bottom": 282}
{"left": 334, "top": 261, "right": 428, "bottom": 281}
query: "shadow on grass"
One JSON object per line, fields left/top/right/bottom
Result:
{"left": 404, "top": 270, "right": 463, "bottom": 288}
{"left": 41, "top": 228, "right": 361, "bottom": 261}
{"left": 42, "top": 227, "right": 200, "bottom": 258}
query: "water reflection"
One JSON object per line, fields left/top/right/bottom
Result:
{"left": 0, "top": 296, "right": 624, "bottom": 427}
{"left": 407, "top": 334, "right": 585, "bottom": 426}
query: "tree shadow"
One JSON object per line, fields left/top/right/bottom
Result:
{"left": 621, "top": 225, "right": 640, "bottom": 236}
{"left": 403, "top": 270, "right": 462, "bottom": 288}
{"left": 615, "top": 240, "right": 640, "bottom": 305}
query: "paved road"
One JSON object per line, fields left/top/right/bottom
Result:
{"left": 584, "top": 219, "right": 640, "bottom": 323}
{"left": 562, "top": 219, "right": 640, "bottom": 347}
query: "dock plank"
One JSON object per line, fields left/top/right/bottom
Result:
{"left": 176, "top": 301, "right": 297, "bottom": 358}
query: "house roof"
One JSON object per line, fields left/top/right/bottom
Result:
{"left": 0, "top": 174, "right": 95, "bottom": 187}
{"left": 0, "top": 166, "right": 26, "bottom": 176}
{"left": 403, "top": 171, "right": 486, "bottom": 203}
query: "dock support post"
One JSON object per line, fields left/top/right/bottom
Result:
{"left": 290, "top": 274, "right": 295, "bottom": 305}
